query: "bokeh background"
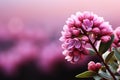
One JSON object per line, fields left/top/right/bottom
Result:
{"left": 0, "top": 0, "right": 119, "bottom": 80}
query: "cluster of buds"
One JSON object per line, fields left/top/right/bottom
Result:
{"left": 88, "top": 61, "right": 102, "bottom": 72}
{"left": 59, "top": 11, "right": 113, "bottom": 63}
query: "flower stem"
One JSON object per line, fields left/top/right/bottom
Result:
{"left": 88, "top": 36, "right": 117, "bottom": 80}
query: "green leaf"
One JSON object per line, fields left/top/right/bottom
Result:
{"left": 93, "top": 75, "right": 102, "bottom": 80}
{"left": 105, "top": 51, "right": 114, "bottom": 63}
{"left": 109, "top": 62, "right": 118, "bottom": 73}
{"left": 75, "top": 71, "right": 97, "bottom": 78}
{"left": 116, "top": 76, "right": 120, "bottom": 80}
{"left": 113, "top": 48, "right": 120, "bottom": 61}
{"left": 98, "top": 70, "right": 112, "bottom": 79}
{"left": 99, "top": 35, "right": 114, "bottom": 54}
{"left": 102, "top": 51, "right": 109, "bottom": 61}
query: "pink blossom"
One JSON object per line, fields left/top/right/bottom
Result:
{"left": 101, "top": 35, "right": 111, "bottom": 43}
{"left": 81, "top": 36, "right": 89, "bottom": 42}
{"left": 88, "top": 61, "right": 102, "bottom": 72}
{"left": 93, "top": 16, "right": 104, "bottom": 26}
{"left": 60, "top": 11, "right": 113, "bottom": 63}
{"left": 92, "top": 27, "right": 100, "bottom": 34}
{"left": 113, "top": 27, "right": 120, "bottom": 47}
{"left": 100, "top": 22, "right": 113, "bottom": 35}
{"left": 64, "top": 48, "right": 88, "bottom": 63}
{"left": 62, "top": 39, "right": 89, "bottom": 63}
{"left": 72, "top": 29, "right": 80, "bottom": 36}
{"left": 82, "top": 19, "right": 93, "bottom": 31}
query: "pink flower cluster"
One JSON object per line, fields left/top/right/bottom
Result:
{"left": 60, "top": 11, "right": 113, "bottom": 63}
{"left": 113, "top": 27, "right": 120, "bottom": 47}
{"left": 88, "top": 61, "right": 102, "bottom": 72}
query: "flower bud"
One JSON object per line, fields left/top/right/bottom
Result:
{"left": 72, "top": 30, "right": 80, "bottom": 36}
{"left": 92, "top": 27, "right": 100, "bottom": 34}
{"left": 101, "top": 35, "right": 111, "bottom": 43}
{"left": 88, "top": 61, "right": 102, "bottom": 72}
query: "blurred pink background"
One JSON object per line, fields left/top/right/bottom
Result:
{"left": 0, "top": 0, "right": 120, "bottom": 29}
{"left": 0, "top": 0, "right": 119, "bottom": 80}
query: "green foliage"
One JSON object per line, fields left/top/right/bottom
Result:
{"left": 99, "top": 35, "right": 114, "bottom": 54}
{"left": 75, "top": 71, "right": 97, "bottom": 78}
{"left": 104, "top": 51, "right": 114, "bottom": 63}
{"left": 93, "top": 75, "right": 102, "bottom": 80}
{"left": 113, "top": 48, "right": 120, "bottom": 61}
{"left": 98, "top": 70, "right": 112, "bottom": 80}
{"left": 109, "top": 62, "right": 118, "bottom": 73}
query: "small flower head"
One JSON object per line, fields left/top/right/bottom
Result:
{"left": 88, "top": 61, "right": 102, "bottom": 72}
